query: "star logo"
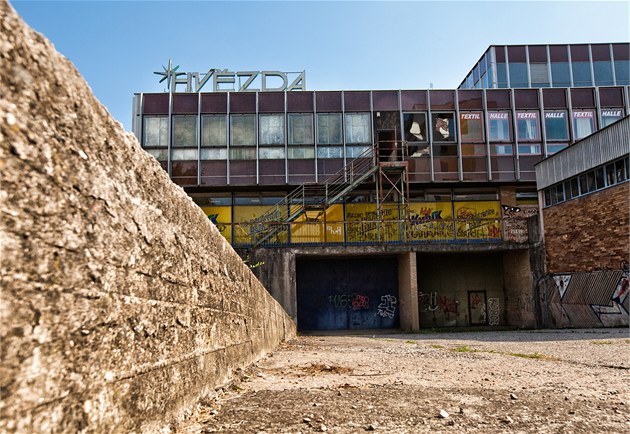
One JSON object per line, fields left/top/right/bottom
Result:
{"left": 154, "top": 59, "right": 180, "bottom": 90}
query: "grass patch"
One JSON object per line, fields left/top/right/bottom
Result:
{"left": 452, "top": 345, "right": 480, "bottom": 353}
{"left": 592, "top": 340, "right": 613, "bottom": 345}
{"left": 405, "top": 340, "right": 417, "bottom": 345}
{"left": 430, "top": 344, "right": 445, "bottom": 349}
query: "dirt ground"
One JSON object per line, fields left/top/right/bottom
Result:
{"left": 177, "top": 328, "right": 629, "bottom": 433}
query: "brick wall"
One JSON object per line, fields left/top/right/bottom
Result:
{"left": 0, "top": 2, "right": 295, "bottom": 432}
{"left": 542, "top": 182, "right": 629, "bottom": 273}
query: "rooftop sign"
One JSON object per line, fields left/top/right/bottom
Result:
{"left": 154, "top": 60, "right": 306, "bottom": 93}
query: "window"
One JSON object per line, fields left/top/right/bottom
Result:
{"left": 488, "top": 111, "right": 511, "bottom": 141}
{"left": 143, "top": 116, "right": 168, "bottom": 148}
{"left": 317, "top": 113, "right": 342, "bottom": 145}
{"left": 201, "top": 115, "right": 226, "bottom": 147}
{"left": 288, "top": 147, "right": 315, "bottom": 159}
{"left": 614, "top": 60, "right": 629, "bottom": 85}
{"left": 530, "top": 63, "right": 550, "bottom": 87}
{"left": 172, "top": 115, "right": 197, "bottom": 148}
{"left": 593, "top": 61, "right": 614, "bottom": 86}
{"left": 259, "top": 114, "right": 284, "bottom": 145}
{"left": 572, "top": 110, "right": 595, "bottom": 140}
{"left": 616, "top": 159, "right": 628, "bottom": 182}
{"left": 544, "top": 111, "right": 568, "bottom": 141}
{"left": 516, "top": 112, "right": 540, "bottom": 141}
{"left": 496, "top": 63, "right": 508, "bottom": 88}
{"left": 568, "top": 178, "right": 579, "bottom": 198}
{"left": 572, "top": 62, "right": 592, "bottom": 86}
{"left": 403, "top": 113, "right": 427, "bottom": 143}
{"left": 146, "top": 149, "right": 167, "bottom": 160}
{"left": 490, "top": 144, "right": 513, "bottom": 155}
{"left": 345, "top": 113, "right": 371, "bottom": 144}
{"left": 518, "top": 144, "right": 541, "bottom": 155}
{"left": 432, "top": 113, "right": 456, "bottom": 142}
{"left": 346, "top": 146, "right": 372, "bottom": 158}
{"left": 317, "top": 146, "right": 343, "bottom": 159}
{"left": 547, "top": 143, "right": 568, "bottom": 155}
{"left": 600, "top": 109, "right": 623, "bottom": 127}
{"left": 231, "top": 114, "right": 256, "bottom": 146}
{"left": 508, "top": 62, "right": 528, "bottom": 87}
{"left": 288, "top": 114, "right": 314, "bottom": 145}
{"left": 259, "top": 147, "right": 285, "bottom": 159}
{"left": 459, "top": 112, "right": 484, "bottom": 142}
{"left": 550, "top": 62, "right": 571, "bottom": 87}
{"left": 171, "top": 149, "right": 198, "bottom": 161}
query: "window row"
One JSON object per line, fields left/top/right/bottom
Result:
{"left": 543, "top": 157, "right": 629, "bottom": 207}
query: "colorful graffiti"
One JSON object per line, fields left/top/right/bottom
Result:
{"left": 437, "top": 295, "right": 458, "bottom": 315}
{"left": 501, "top": 204, "right": 538, "bottom": 243}
{"left": 377, "top": 295, "right": 397, "bottom": 319}
{"left": 454, "top": 202, "right": 501, "bottom": 241}
{"left": 539, "top": 262, "right": 630, "bottom": 328}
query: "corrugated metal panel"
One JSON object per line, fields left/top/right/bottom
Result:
{"left": 562, "top": 270, "right": 622, "bottom": 305}
{"left": 536, "top": 116, "right": 630, "bottom": 189}
{"left": 561, "top": 304, "right": 602, "bottom": 328}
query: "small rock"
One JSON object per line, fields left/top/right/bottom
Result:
{"left": 501, "top": 416, "right": 514, "bottom": 424}
{"left": 210, "top": 410, "right": 218, "bottom": 416}
{"left": 439, "top": 410, "right": 449, "bottom": 419}
{"left": 367, "top": 422, "right": 378, "bottom": 430}
{"left": 447, "top": 420, "right": 455, "bottom": 426}
{"left": 303, "top": 417, "right": 311, "bottom": 423}
{"left": 256, "top": 372, "right": 264, "bottom": 378}
{"left": 510, "top": 393, "right": 518, "bottom": 400}
{"left": 319, "top": 424, "right": 328, "bottom": 432}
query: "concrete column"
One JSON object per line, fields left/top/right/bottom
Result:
{"left": 251, "top": 249, "right": 297, "bottom": 321}
{"left": 398, "top": 251, "right": 419, "bottom": 331}
{"left": 503, "top": 250, "right": 536, "bottom": 328}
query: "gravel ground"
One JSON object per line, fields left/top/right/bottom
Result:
{"left": 177, "top": 328, "right": 629, "bottom": 433}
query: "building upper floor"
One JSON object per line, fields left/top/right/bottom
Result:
{"left": 458, "top": 43, "right": 630, "bottom": 90}
{"left": 133, "top": 86, "right": 629, "bottom": 188}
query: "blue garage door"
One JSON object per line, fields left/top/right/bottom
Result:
{"left": 297, "top": 257, "right": 399, "bottom": 330}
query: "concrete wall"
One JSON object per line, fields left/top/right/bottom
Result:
{"left": 0, "top": 2, "right": 295, "bottom": 432}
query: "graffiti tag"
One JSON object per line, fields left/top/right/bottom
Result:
{"left": 377, "top": 295, "right": 397, "bottom": 319}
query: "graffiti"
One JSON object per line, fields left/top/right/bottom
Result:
{"left": 553, "top": 275, "right": 572, "bottom": 299}
{"left": 328, "top": 294, "right": 370, "bottom": 310}
{"left": 419, "top": 291, "right": 438, "bottom": 312}
{"left": 352, "top": 294, "right": 370, "bottom": 311}
{"left": 377, "top": 295, "right": 397, "bottom": 318}
{"left": 488, "top": 298, "right": 500, "bottom": 325}
{"left": 503, "top": 219, "right": 528, "bottom": 243}
{"left": 501, "top": 205, "right": 521, "bottom": 217}
{"left": 470, "top": 293, "right": 484, "bottom": 308}
{"left": 437, "top": 295, "right": 458, "bottom": 315}
{"left": 207, "top": 213, "right": 227, "bottom": 233}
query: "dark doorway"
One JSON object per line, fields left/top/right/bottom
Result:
{"left": 468, "top": 291, "right": 488, "bottom": 325}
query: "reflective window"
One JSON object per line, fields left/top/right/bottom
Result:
{"left": 516, "top": 111, "right": 540, "bottom": 141}
{"left": 171, "top": 149, "right": 198, "bottom": 160}
{"left": 544, "top": 111, "right": 568, "bottom": 141}
{"left": 200, "top": 148, "right": 227, "bottom": 160}
{"left": 518, "top": 144, "right": 541, "bottom": 155}
{"left": 497, "top": 63, "right": 508, "bottom": 88}
{"left": 488, "top": 111, "right": 512, "bottom": 141}
{"left": 146, "top": 149, "right": 167, "bottom": 160}
{"left": 547, "top": 143, "right": 568, "bottom": 155}
{"left": 172, "top": 115, "right": 197, "bottom": 148}
{"left": 617, "top": 159, "right": 628, "bottom": 181}
{"left": 432, "top": 113, "right": 456, "bottom": 142}
{"left": 601, "top": 109, "right": 624, "bottom": 127}
{"left": 593, "top": 61, "right": 614, "bottom": 86}
{"left": 259, "top": 114, "right": 285, "bottom": 145}
{"left": 614, "top": 60, "right": 629, "bottom": 85}
{"left": 317, "top": 146, "right": 343, "bottom": 158}
{"left": 572, "top": 110, "right": 595, "bottom": 140}
{"left": 345, "top": 113, "right": 371, "bottom": 144}
{"left": 572, "top": 62, "right": 592, "bottom": 86}
{"left": 317, "top": 113, "right": 342, "bottom": 145}
{"left": 490, "top": 144, "right": 513, "bottom": 155}
{"left": 346, "top": 145, "right": 372, "bottom": 158}
{"left": 459, "top": 112, "right": 484, "bottom": 142}
{"left": 288, "top": 147, "right": 315, "bottom": 159}
{"left": 259, "top": 147, "right": 285, "bottom": 159}
{"left": 509, "top": 62, "right": 528, "bottom": 87}
{"left": 231, "top": 114, "right": 256, "bottom": 146}
{"left": 530, "top": 63, "right": 550, "bottom": 87}
{"left": 230, "top": 148, "right": 256, "bottom": 159}
{"left": 551, "top": 62, "right": 571, "bottom": 87}
{"left": 143, "top": 116, "right": 168, "bottom": 148}
{"left": 201, "top": 115, "right": 226, "bottom": 147}
{"left": 288, "top": 114, "right": 314, "bottom": 145}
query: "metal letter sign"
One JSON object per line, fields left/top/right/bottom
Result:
{"left": 154, "top": 60, "right": 306, "bottom": 93}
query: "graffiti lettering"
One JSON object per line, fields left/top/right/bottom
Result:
{"left": 488, "top": 298, "right": 500, "bottom": 325}
{"left": 419, "top": 291, "right": 438, "bottom": 312}
{"left": 352, "top": 294, "right": 370, "bottom": 311}
{"left": 328, "top": 294, "right": 370, "bottom": 310}
{"left": 377, "top": 295, "right": 397, "bottom": 318}
{"left": 437, "top": 295, "right": 458, "bottom": 315}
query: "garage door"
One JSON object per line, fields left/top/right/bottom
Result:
{"left": 297, "top": 257, "right": 399, "bottom": 330}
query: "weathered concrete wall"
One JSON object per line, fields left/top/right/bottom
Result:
{"left": 503, "top": 250, "right": 537, "bottom": 328}
{"left": 398, "top": 252, "right": 419, "bottom": 331}
{"left": 0, "top": 2, "right": 295, "bottom": 432}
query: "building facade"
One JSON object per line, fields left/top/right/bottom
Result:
{"left": 459, "top": 43, "right": 629, "bottom": 90}
{"left": 133, "top": 44, "right": 629, "bottom": 332}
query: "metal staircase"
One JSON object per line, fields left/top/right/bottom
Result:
{"left": 247, "top": 146, "right": 378, "bottom": 246}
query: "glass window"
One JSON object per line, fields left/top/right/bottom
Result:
{"left": 593, "top": 61, "right": 614, "bottom": 86}
{"left": 403, "top": 113, "right": 427, "bottom": 142}
{"left": 288, "top": 147, "right": 315, "bottom": 159}
{"left": 317, "top": 146, "right": 343, "bottom": 159}
{"left": 509, "top": 62, "right": 528, "bottom": 87}
{"left": 459, "top": 112, "right": 484, "bottom": 142}
{"left": 259, "top": 147, "right": 285, "bottom": 159}
{"left": 200, "top": 148, "right": 227, "bottom": 160}
{"left": 171, "top": 149, "right": 198, "bottom": 160}
{"left": 231, "top": 114, "right": 256, "bottom": 146}
{"left": 259, "top": 114, "right": 285, "bottom": 145}
{"left": 544, "top": 189, "right": 552, "bottom": 207}
{"left": 547, "top": 143, "right": 568, "bottom": 155}
{"left": 143, "top": 116, "right": 168, "bottom": 147}
{"left": 553, "top": 184, "right": 565, "bottom": 203}
{"left": 146, "top": 149, "right": 167, "bottom": 160}
{"left": 601, "top": 109, "right": 623, "bottom": 127}
{"left": 516, "top": 112, "right": 540, "bottom": 141}
{"left": 551, "top": 62, "right": 571, "bottom": 87}
{"left": 201, "top": 115, "right": 226, "bottom": 147}
{"left": 595, "top": 167, "right": 606, "bottom": 189}
{"left": 544, "top": 111, "right": 568, "bottom": 141}
{"left": 432, "top": 113, "right": 456, "bottom": 142}
{"left": 605, "top": 163, "right": 616, "bottom": 186}
{"left": 614, "top": 60, "right": 629, "bottom": 85}
{"left": 288, "top": 114, "right": 314, "bottom": 145}
{"left": 569, "top": 178, "right": 579, "bottom": 198}
{"left": 616, "top": 158, "right": 628, "bottom": 181}
{"left": 490, "top": 144, "right": 513, "bottom": 155}
{"left": 488, "top": 111, "right": 511, "bottom": 141}
{"left": 345, "top": 113, "right": 371, "bottom": 144}
{"left": 317, "top": 113, "right": 342, "bottom": 145}
{"left": 497, "top": 63, "right": 508, "bottom": 88}
{"left": 172, "top": 115, "right": 197, "bottom": 148}
{"left": 518, "top": 144, "right": 541, "bottom": 155}
{"left": 530, "top": 63, "right": 550, "bottom": 86}
{"left": 572, "top": 62, "right": 592, "bottom": 86}
{"left": 230, "top": 147, "right": 256, "bottom": 159}
{"left": 572, "top": 110, "right": 595, "bottom": 140}
{"left": 346, "top": 145, "right": 373, "bottom": 158}
{"left": 461, "top": 144, "right": 486, "bottom": 156}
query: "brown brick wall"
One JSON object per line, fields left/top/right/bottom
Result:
{"left": 542, "top": 182, "right": 629, "bottom": 273}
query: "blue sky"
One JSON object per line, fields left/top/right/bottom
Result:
{"left": 10, "top": 0, "right": 630, "bottom": 131}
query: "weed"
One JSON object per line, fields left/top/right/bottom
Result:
{"left": 592, "top": 340, "right": 613, "bottom": 345}
{"left": 453, "top": 345, "right": 480, "bottom": 353}
{"left": 429, "top": 344, "right": 445, "bottom": 349}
